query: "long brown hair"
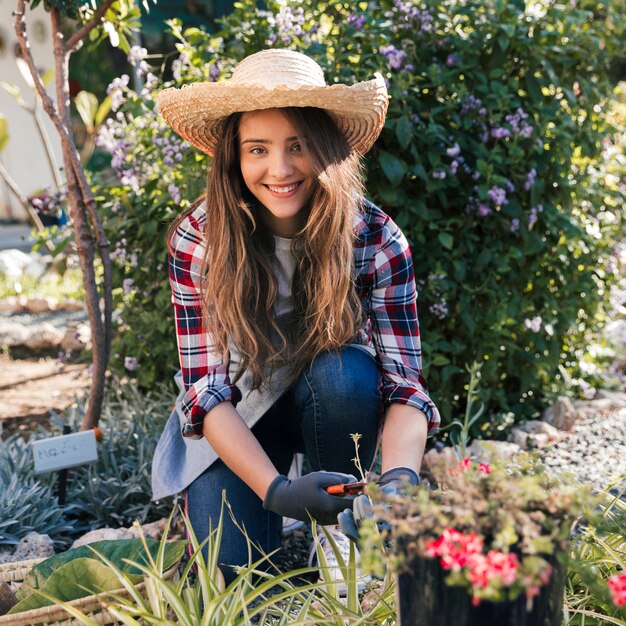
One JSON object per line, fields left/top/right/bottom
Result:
{"left": 168, "top": 106, "right": 365, "bottom": 389}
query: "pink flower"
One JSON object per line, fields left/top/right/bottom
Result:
{"left": 478, "top": 462, "right": 491, "bottom": 475}
{"left": 425, "top": 529, "right": 484, "bottom": 571}
{"left": 466, "top": 550, "right": 518, "bottom": 588}
{"left": 459, "top": 458, "right": 472, "bottom": 471}
{"left": 608, "top": 573, "right": 626, "bottom": 608}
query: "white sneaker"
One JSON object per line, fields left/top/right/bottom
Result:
{"left": 308, "top": 524, "right": 369, "bottom": 595}
{"left": 282, "top": 454, "right": 306, "bottom": 535}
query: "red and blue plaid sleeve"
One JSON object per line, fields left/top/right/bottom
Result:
{"left": 369, "top": 216, "right": 440, "bottom": 435}
{"left": 169, "top": 212, "right": 241, "bottom": 439}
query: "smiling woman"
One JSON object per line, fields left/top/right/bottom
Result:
{"left": 238, "top": 109, "right": 315, "bottom": 237}
{"left": 152, "top": 48, "right": 440, "bottom": 590}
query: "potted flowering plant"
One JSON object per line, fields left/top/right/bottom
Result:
{"left": 368, "top": 454, "right": 593, "bottom": 626}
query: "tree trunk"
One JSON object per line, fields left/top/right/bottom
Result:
{"left": 14, "top": 0, "right": 114, "bottom": 429}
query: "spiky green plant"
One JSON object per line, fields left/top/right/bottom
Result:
{"left": 36, "top": 503, "right": 396, "bottom": 626}
{"left": 564, "top": 478, "right": 626, "bottom": 626}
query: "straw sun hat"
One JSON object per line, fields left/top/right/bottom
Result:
{"left": 157, "top": 49, "right": 389, "bottom": 157}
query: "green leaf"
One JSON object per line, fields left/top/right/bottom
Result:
{"left": 9, "top": 558, "right": 138, "bottom": 613}
{"left": 432, "top": 354, "right": 450, "bottom": 366}
{"left": 95, "top": 96, "right": 113, "bottom": 126}
{"left": 75, "top": 91, "right": 99, "bottom": 129}
{"left": 395, "top": 115, "right": 413, "bottom": 149}
{"left": 41, "top": 68, "right": 55, "bottom": 87}
{"left": 378, "top": 151, "right": 406, "bottom": 186}
{"left": 17, "top": 538, "right": 186, "bottom": 601}
{"left": 0, "top": 115, "right": 8, "bottom": 152}
{"left": 438, "top": 233, "right": 454, "bottom": 250}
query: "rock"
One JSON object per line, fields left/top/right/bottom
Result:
{"left": 71, "top": 527, "right": 135, "bottom": 549}
{"left": 137, "top": 518, "right": 169, "bottom": 540}
{"left": 58, "top": 300, "right": 86, "bottom": 312}
{"left": 573, "top": 398, "right": 614, "bottom": 417}
{"left": 508, "top": 420, "right": 561, "bottom": 449}
{"left": 509, "top": 429, "right": 551, "bottom": 449}
{"left": 23, "top": 323, "right": 64, "bottom": 351}
{"left": 0, "top": 297, "right": 23, "bottom": 314}
{"left": 0, "top": 321, "right": 29, "bottom": 347}
{"left": 0, "top": 249, "right": 33, "bottom": 278}
{"left": 596, "top": 389, "right": 626, "bottom": 408}
{"left": 9, "top": 532, "right": 54, "bottom": 562}
{"left": 422, "top": 446, "right": 458, "bottom": 474}
{"left": 0, "top": 581, "right": 18, "bottom": 615}
{"left": 542, "top": 396, "right": 579, "bottom": 432}
{"left": 468, "top": 440, "right": 521, "bottom": 463}
{"left": 24, "top": 296, "right": 58, "bottom": 314}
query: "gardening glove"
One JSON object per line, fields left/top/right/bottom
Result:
{"left": 263, "top": 471, "right": 358, "bottom": 526}
{"left": 338, "top": 467, "right": 420, "bottom": 543}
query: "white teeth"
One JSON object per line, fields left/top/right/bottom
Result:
{"left": 267, "top": 183, "right": 299, "bottom": 194}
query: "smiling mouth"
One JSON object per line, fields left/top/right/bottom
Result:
{"left": 264, "top": 182, "right": 303, "bottom": 194}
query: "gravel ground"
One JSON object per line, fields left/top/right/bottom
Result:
{"left": 538, "top": 406, "right": 626, "bottom": 489}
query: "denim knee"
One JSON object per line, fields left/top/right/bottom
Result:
{"left": 294, "top": 346, "right": 381, "bottom": 473}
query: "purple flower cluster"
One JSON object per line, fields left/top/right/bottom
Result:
{"left": 107, "top": 75, "right": 130, "bottom": 112}
{"left": 505, "top": 108, "right": 533, "bottom": 138}
{"left": 429, "top": 297, "right": 449, "bottom": 320}
{"left": 347, "top": 13, "right": 366, "bottom": 30}
{"left": 128, "top": 46, "right": 150, "bottom": 78}
{"left": 380, "top": 44, "right": 407, "bottom": 70}
{"left": 154, "top": 133, "right": 186, "bottom": 166}
{"left": 528, "top": 204, "right": 544, "bottom": 229}
{"left": 168, "top": 183, "right": 182, "bottom": 204}
{"left": 122, "top": 278, "right": 134, "bottom": 294}
{"left": 267, "top": 5, "right": 318, "bottom": 46}
{"left": 510, "top": 218, "right": 520, "bottom": 233}
{"left": 524, "top": 168, "right": 537, "bottom": 191}
{"left": 460, "top": 95, "right": 486, "bottom": 117}
{"left": 487, "top": 186, "right": 509, "bottom": 207}
{"left": 432, "top": 170, "right": 446, "bottom": 180}
{"left": 209, "top": 58, "right": 221, "bottom": 82}
{"left": 391, "top": 0, "right": 433, "bottom": 33}
{"left": 172, "top": 52, "right": 191, "bottom": 82}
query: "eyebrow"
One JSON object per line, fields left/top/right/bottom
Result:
{"left": 240, "top": 136, "right": 300, "bottom": 145}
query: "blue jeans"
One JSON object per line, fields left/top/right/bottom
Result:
{"left": 186, "top": 346, "right": 382, "bottom": 581}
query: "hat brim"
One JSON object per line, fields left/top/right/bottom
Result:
{"left": 157, "top": 76, "right": 388, "bottom": 157}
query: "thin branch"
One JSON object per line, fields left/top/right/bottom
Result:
{"left": 14, "top": 0, "right": 69, "bottom": 147}
{"left": 0, "top": 159, "right": 52, "bottom": 241}
{"left": 33, "top": 99, "right": 64, "bottom": 191}
{"left": 65, "top": 0, "right": 116, "bottom": 53}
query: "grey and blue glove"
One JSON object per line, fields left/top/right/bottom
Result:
{"left": 338, "top": 467, "right": 420, "bottom": 542}
{"left": 263, "top": 470, "right": 358, "bottom": 526}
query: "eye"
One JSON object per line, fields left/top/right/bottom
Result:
{"left": 249, "top": 146, "right": 266, "bottom": 155}
{"left": 290, "top": 142, "right": 303, "bottom": 153}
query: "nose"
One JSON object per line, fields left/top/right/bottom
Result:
{"left": 268, "top": 149, "right": 294, "bottom": 180}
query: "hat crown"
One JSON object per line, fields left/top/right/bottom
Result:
{"left": 231, "top": 49, "right": 326, "bottom": 88}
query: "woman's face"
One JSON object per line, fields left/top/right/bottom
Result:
{"left": 239, "top": 108, "right": 315, "bottom": 238}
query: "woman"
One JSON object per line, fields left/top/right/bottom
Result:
{"left": 152, "top": 49, "right": 440, "bottom": 587}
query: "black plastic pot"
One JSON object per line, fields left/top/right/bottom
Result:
{"left": 396, "top": 554, "right": 566, "bottom": 626}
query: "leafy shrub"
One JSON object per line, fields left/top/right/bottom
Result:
{"left": 92, "top": 0, "right": 625, "bottom": 432}
{"left": 0, "top": 382, "right": 174, "bottom": 549}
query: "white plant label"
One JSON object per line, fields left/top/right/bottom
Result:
{"left": 32, "top": 430, "right": 98, "bottom": 473}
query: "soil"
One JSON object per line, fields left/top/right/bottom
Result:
{"left": 0, "top": 355, "right": 89, "bottom": 433}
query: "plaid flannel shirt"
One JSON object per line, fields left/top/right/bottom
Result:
{"left": 169, "top": 199, "right": 440, "bottom": 439}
